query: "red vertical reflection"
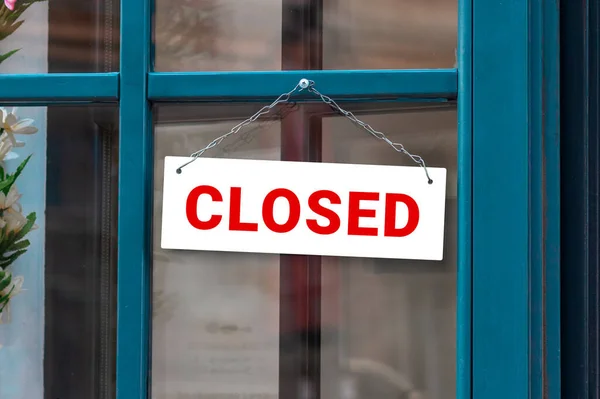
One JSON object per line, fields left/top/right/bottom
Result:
{"left": 279, "top": 2, "right": 326, "bottom": 396}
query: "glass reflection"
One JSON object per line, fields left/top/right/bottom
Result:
{"left": 152, "top": 102, "right": 456, "bottom": 399}
{"left": 0, "top": 105, "right": 119, "bottom": 399}
{"left": 0, "top": 0, "right": 119, "bottom": 73}
{"left": 154, "top": 0, "right": 457, "bottom": 71}
{"left": 153, "top": 104, "right": 282, "bottom": 399}
{"left": 319, "top": 108, "right": 456, "bottom": 399}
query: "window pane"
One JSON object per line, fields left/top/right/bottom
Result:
{"left": 153, "top": 104, "right": 282, "bottom": 398}
{"left": 319, "top": 107, "right": 456, "bottom": 399}
{"left": 154, "top": 0, "right": 457, "bottom": 71}
{"left": 0, "top": 0, "right": 119, "bottom": 73}
{"left": 152, "top": 102, "right": 456, "bottom": 399}
{"left": 0, "top": 105, "right": 118, "bottom": 399}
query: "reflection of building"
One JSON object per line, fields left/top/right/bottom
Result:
{"left": 153, "top": 0, "right": 457, "bottom": 71}
{"left": 6, "top": 1, "right": 600, "bottom": 399}
{"left": 0, "top": 1, "right": 120, "bottom": 73}
{"left": 0, "top": 0, "right": 457, "bottom": 72}
{"left": 151, "top": 103, "right": 457, "bottom": 399}
{"left": 0, "top": 2, "right": 460, "bottom": 396}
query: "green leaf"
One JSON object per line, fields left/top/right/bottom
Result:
{"left": 0, "top": 0, "right": 47, "bottom": 52}
{"left": 0, "top": 270, "right": 11, "bottom": 293}
{"left": 0, "top": 287, "right": 12, "bottom": 304}
{"left": 0, "top": 48, "right": 19, "bottom": 65}
{"left": 13, "top": 212, "right": 36, "bottom": 241}
{"left": 0, "top": 20, "right": 23, "bottom": 40}
{"left": 3, "top": 1, "right": 43, "bottom": 23}
{"left": 0, "top": 213, "right": 35, "bottom": 261}
{"left": 0, "top": 249, "right": 26, "bottom": 269}
{"left": 0, "top": 228, "right": 11, "bottom": 255}
{"left": 0, "top": 154, "right": 32, "bottom": 194}
{"left": 0, "top": 284, "right": 15, "bottom": 313}
{"left": 0, "top": 225, "right": 8, "bottom": 244}
{"left": 8, "top": 239, "right": 29, "bottom": 252}
{"left": 0, "top": 230, "right": 15, "bottom": 256}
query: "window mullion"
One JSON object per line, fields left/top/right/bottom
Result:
{"left": 0, "top": 73, "right": 118, "bottom": 103}
{"left": 147, "top": 70, "right": 458, "bottom": 101}
{"left": 116, "top": 0, "right": 152, "bottom": 397}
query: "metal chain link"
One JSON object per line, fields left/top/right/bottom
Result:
{"left": 177, "top": 79, "right": 432, "bottom": 184}
{"left": 221, "top": 102, "right": 298, "bottom": 156}
{"left": 176, "top": 81, "right": 305, "bottom": 172}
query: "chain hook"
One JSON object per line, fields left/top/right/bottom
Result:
{"left": 299, "top": 79, "right": 311, "bottom": 90}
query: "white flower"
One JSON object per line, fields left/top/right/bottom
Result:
{"left": 0, "top": 274, "right": 23, "bottom": 324}
{"left": 0, "top": 185, "right": 28, "bottom": 232}
{"left": 0, "top": 207, "right": 28, "bottom": 233}
{"left": 0, "top": 132, "right": 23, "bottom": 162}
{"left": 0, "top": 107, "right": 38, "bottom": 147}
{"left": 0, "top": 185, "right": 22, "bottom": 212}
{"left": 0, "top": 135, "right": 14, "bottom": 161}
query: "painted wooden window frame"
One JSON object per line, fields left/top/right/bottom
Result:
{"left": 471, "top": 0, "right": 561, "bottom": 397}
{"left": 0, "top": 0, "right": 560, "bottom": 398}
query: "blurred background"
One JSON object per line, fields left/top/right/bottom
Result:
{"left": 0, "top": 0, "right": 456, "bottom": 73}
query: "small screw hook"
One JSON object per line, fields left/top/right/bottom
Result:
{"left": 299, "top": 79, "right": 310, "bottom": 89}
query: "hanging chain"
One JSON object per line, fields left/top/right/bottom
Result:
{"left": 177, "top": 79, "right": 433, "bottom": 184}
{"left": 176, "top": 81, "right": 305, "bottom": 173}
{"left": 221, "top": 102, "right": 299, "bottom": 156}
{"left": 304, "top": 80, "right": 432, "bottom": 183}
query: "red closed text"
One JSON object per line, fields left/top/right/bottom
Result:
{"left": 185, "top": 185, "right": 420, "bottom": 238}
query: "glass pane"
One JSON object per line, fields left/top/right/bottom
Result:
{"left": 0, "top": 0, "right": 119, "bottom": 73}
{"left": 0, "top": 105, "right": 118, "bottom": 399}
{"left": 154, "top": 0, "right": 457, "bottom": 71}
{"left": 319, "top": 107, "right": 457, "bottom": 399}
{"left": 152, "top": 102, "right": 456, "bottom": 399}
{"left": 153, "top": 104, "right": 282, "bottom": 398}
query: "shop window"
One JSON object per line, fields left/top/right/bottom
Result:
{"left": 0, "top": 0, "right": 119, "bottom": 73}
{"left": 151, "top": 102, "right": 456, "bottom": 399}
{"left": 153, "top": 0, "right": 457, "bottom": 71}
{"left": 0, "top": 105, "right": 118, "bottom": 399}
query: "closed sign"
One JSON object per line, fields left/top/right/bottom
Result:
{"left": 161, "top": 156, "right": 447, "bottom": 260}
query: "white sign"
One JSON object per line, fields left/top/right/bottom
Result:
{"left": 161, "top": 156, "right": 447, "bottom": 260}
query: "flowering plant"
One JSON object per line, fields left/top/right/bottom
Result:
{"left": 0, "top": 0, "right": 46, "bottom": 65}
{"left": 0, "top": 108, "right": 38, "bottom": 323}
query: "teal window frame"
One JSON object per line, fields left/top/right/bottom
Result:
{"left": 471, "top": 0, "right": 560, "bottom": 398}
{"left": 0, "top": 0, "right": 560, "bottom": 397}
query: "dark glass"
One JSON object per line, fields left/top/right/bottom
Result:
{"left": 0, "top": 105, "right": 119, "bottom": 399}
{"left": 152, "top": 102, "right": 456, "bottom": 399}
{"left": 154, "top": 0, "right": 457, "bottom": 71}
{"left": 0, "top": 0, "right": 119, "bottom": 73}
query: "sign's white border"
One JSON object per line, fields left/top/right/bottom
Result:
{"left": 161, "top": 156, "right": 447, "bottom": 261}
